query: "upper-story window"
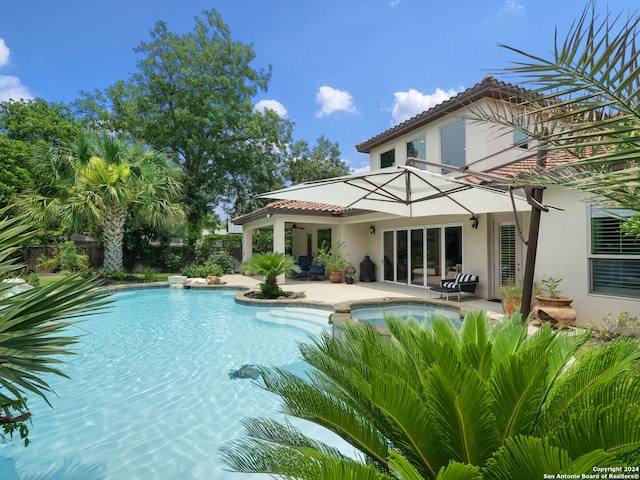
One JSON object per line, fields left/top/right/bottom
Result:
{"left": 381, "top": 149, "right": 395, "bottom": 168}
{"left": 440, "top": 119, "right": 465, "bottom": 173}
{"left": 513, "top": 118, "right": 529, "bottom": 149}
{"left": 406, "top": 136, "right": 426, "bottom": 169}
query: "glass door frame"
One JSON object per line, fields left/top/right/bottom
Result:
{"left": 381, "top": 223, "right": 464, "bottom": 287}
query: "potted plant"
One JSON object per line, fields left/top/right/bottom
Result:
{"left": 497, "top": 278, "right": 541, "bottom": 316}
{"left": 344, "top": 264, "right": 356, "bottom": 284}
{"left": 533, "top": 277, "right": 576, "bottom": 328}
{"left": 316, "top": 242, "right": 349, "bottom": 283}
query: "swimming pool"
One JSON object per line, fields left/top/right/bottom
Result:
{"left": 350, "top": 303, "right": 461, "bottom": 328}
{"left": 0, "top": 288, "right": 337, "bottom": 479}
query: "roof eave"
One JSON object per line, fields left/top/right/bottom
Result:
{"left": 232, "top": 204, "right": 371, "bottom": 225}
{"left": 356, "top": 77, "right": 530, "bottom": 153}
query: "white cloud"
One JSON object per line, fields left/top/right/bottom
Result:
{"left": 0, "top": 39, "right": 32, "bottom": 101}
{"left": 350, "top": 164, "right": 370, "bottom": 175}
{"left": 255, "top": 99, "right": 288, "bottom": 117}
{"left": 316, "top": 85, "right": 357, "bottom": 117}
{"left": 391, "top": 87, "right": 460, "bottom": 124}
{"left": 0, "top": 75, "right": 32, "bottom": 101}
{"left": 502, "top": 0, "right": 524, "bottom": 13}
{"left": 389, "top": 0, "right": 400, "bottom": 6}
{"left": 0, "top": 39, "right": 9, "bottom": 67}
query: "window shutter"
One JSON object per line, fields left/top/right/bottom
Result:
{"left": 499, "top": 224, "right": 516, "bottom": 286}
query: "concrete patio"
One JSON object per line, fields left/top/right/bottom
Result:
{"left": 221, "top": 273, "right": 505, "bottom": 318}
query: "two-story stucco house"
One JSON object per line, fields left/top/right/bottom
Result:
{"left": 233, "top": 76, "right": 640, "bottom": 324}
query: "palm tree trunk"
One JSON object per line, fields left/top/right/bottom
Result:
{"left": 100, "top": 206, "right": 127, "bottom": 273}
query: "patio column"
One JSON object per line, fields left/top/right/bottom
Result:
{"left": 273, "top": 216, "right": 286, "bottom": 284}
{"left": 242, "top": 228, "right": 253, "bottom": 262}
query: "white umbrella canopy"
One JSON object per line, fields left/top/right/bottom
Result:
{"left": 260, "top": 165, "right": 530, "bottom": 217}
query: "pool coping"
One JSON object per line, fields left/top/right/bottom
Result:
{"left": 100, "top": 282, "right": 499, "bottom": 332}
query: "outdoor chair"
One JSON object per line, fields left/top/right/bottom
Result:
{"left": 292, "top": 255, "right": 313, "bottom": 279}
{"left": 429, "top": 273, "right": 479, "bottom": 301}
{"left": 308, "top": 264, "right": 325, "bottom": 280}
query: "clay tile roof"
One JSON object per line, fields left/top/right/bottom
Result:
{"left": 265, "top": 199, "right": 349, "bottom": 213}
{"left": 232, "top": 199, "right": 369, "bottom": 225}
{"left": 464, "top": 148, "right": 592, "bottom": 185}
{"left": 490, "top": 150, "right": 577, "bottom": 178}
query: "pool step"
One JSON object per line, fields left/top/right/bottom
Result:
{"left": 254, "top": 307, "right": 330, "bottom": 332}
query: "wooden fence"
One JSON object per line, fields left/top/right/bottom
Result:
{"left": 22, "top": 242, "right": 104, "bottom": 273}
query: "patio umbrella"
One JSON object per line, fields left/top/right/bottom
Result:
{"left": 260, "top": 165, "right": 530, "bottom": 216}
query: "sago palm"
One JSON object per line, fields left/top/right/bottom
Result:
{"left": 221, "top": 311, "right": 640, "bottom": 479}
{"left": 0, "top": 210, "right": 110, "bottom": 443}
{"left": 242, "top": 252, "right": 300, "bottom": 298}
{"left": 23, "top": 132, "right": 185, "bottom": 272}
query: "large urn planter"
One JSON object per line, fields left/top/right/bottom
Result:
{"left": 533, "top": 295, "right": 576, "bottom": 328}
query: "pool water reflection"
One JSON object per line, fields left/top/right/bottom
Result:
{"left": 0, "top": 288, "right": 336, "bottom": 480}
{"left": 350, "top": 303, "right": 461, "bottom": 328}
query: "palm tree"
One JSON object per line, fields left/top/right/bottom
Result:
{"left": 241, "top": 252, "right": 300, "bottom": 298}
{"left": 23, "top": 132, "right": 185, "bottom": 272}
{"left": 0, "top": 210, "right": 110, "bottom": 444}
{"left": 470, "top": 2, "right": 640, "bottom": 212}
{"left": 221, "top": 311, "right": 640, "bottom": 478}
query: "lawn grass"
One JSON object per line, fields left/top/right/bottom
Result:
{"left": 36, "top": 272, "right": 180, "bottom": 286}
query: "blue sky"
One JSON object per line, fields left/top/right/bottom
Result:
{"left": 0, "top": 1, "right": 637, "bottom": 172}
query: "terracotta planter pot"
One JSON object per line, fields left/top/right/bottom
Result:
{"left": 329, "top": 271, "right": 343, "bottom": 283}
{"left": 502, "top": 297, "right": 536, "bottom": 316}
{"left": 502, "top": 297, "right": 521, "bottom": 316}
{"left": 533, "top": 295, "right": 576, "bottom": 328}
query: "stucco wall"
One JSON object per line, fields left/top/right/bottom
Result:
{"left": 535, "top": 186, "right": 640, "bottom": 324}
{"left": 367, "top": 100, "right": 531, "bottom": 172}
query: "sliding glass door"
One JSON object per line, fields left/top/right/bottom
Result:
{"left": 383, "top": 230, "right": 394, "bottom": 281}
{"left": 382, "top": 225, "right": 462, "bottom": 286}
{"left": 410, "top": 229, "right": 425, "bottom": 286}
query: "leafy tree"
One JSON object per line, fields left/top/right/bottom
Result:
{"left": 22, "top": 132, "right": 185, "bottom": 273}
{"left": 0, "top": 136, "right": 31, "bottom": 207}
{"left": 471, "top": 3, "right": 640, "bottom": 213}
{"left": 0, "top": 99, "right": 81, "bottom": 207}
{"left": 74, "top": 9, "right": 293, "bottom": 239}
{"left": 0, "top": 99, "right": 81, "bottom": 143}
{"left": 222, "top": 312, "right": 640, "bottom": 478}
{"left": 285, "top": 135, "right": 350, "bottom": 185}
{"left": 241, "top": 252, "right": 299, "bottom": 298}
{"left": 0, "top": 210, "right": 110, "bottom": 445}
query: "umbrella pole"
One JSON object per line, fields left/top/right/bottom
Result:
{"left": 520, "top": 147, "right": 548, "bottom": 321}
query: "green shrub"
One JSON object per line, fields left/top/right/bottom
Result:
{"left": 144, "top": 268, "right": 155, "bottom": 281}
{"left": 259, "top": 282, "right": 283, "bottom": 298}
{"left": 208, "top": 251, "right": 235, "bottom": 274}
{"left": 591, "top": 310, "right": 640, "bottom": 342}
{"left": 37, "top": 241, "right": 89, "bottom": 273}
{"left": 107, "top": 270, "right": 127, "bottom": 281}
{"left": 164, "top": 253, "right": 183, "bottom": 271}
{"left": 182, "top": 263, "right": 224, "bottom": 278}
{"left": 195, "top": 234, "right": 243, "bottom": 263}
{"left": 18, "top": 271, "right": 40, "bottom": 287}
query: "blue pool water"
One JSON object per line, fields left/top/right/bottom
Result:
{"left": 351, "top": 304, "right": 461, "bottom": 328}
{"left": 0, "top": 288, "right": 335, "bottom": 479}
